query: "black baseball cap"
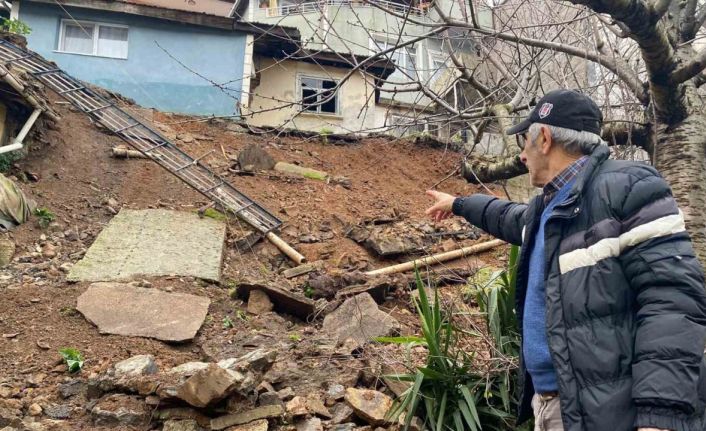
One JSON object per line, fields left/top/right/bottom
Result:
{"left": 507, "top": 89, "right": 603, "bottom": 136}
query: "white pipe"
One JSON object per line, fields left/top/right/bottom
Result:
{"left": 0, "top": 108, "right": 42, "bottom": 155}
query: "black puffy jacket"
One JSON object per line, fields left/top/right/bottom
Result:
{"left": 452, "top": 145, "right": 706, "bottom": 431}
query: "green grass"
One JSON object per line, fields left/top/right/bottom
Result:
{"left": 34, "top": 208, "right": 56, "bottom": 229}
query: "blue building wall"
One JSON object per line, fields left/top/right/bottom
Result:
{"left": 18, "top": 2, "right": 247, "bottom": 116}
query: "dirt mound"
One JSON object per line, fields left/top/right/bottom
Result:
{"left": 0, "top": 95, "right": 504, "bottom": 429}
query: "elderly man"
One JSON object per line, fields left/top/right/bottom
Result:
{"left": 426, "top": 89, "right": 706, "bottom": 431}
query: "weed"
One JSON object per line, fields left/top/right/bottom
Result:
{"left": 303, "top": 283, "right": 314, "bottom": 298}
{"left": 381, "top": 245, "right": 522, "bottom": 431}
{"left": 58, "top": 348, "right": 84, "bottom": 373}
{"left": 320, "top": 127, "right": 333, "bottom": 144}
{"left": 236, "top": 310, "right": 248, "bottom": 321}
{"left": 203, "top": 208, "right": 227, "bottom": 221}
{"left": 59, "top": 306, "right": 78, "bottom": 317}
{"left": 223, "top": 316, "right": 234, "bottom": 329}
{"left": 0, "top": 18, "right": 31, "bottom": 35}
{"left": 0, "top": 152, "right": 21, "bottom": 173}
{"left": 288, "top": 334, "right": 302, "bottom": 342}
{"left": 34, "top": 207, "right": 56, "bottom": 229}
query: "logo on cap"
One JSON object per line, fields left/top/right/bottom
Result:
{"left": 538, "top": 102, "right": 553, "bottom": 119}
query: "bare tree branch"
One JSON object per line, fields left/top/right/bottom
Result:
{"left": 672, "top": 46, "right": 706, "bottom": 83}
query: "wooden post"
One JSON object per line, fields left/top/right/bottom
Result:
{"left": 266, "top": 231, "right": 307, "bottom": 264}
{"left": 364, "top": 239, "right": 505, "bottom": 277}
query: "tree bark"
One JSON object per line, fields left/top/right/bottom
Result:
{"left": 653, "top": 92, "right": 706, "bottom": 262}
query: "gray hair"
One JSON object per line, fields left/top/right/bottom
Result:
{"left": 527, "top": 122, "right": 605, "bottom": 155}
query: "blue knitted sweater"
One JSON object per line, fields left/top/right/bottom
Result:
{"left": 523, "top": 178, "right": 576, "bottom": 393}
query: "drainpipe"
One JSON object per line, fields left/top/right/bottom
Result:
{"left": 0, "top": 108, "right": 42, "bottom": 155}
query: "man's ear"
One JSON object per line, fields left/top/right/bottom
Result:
{"left": 540, "top": 126, "right": 553, "bottom": 155}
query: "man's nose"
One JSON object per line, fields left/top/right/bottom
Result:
{"left": 520, "top": 150, "right": 528, "bottom": 165}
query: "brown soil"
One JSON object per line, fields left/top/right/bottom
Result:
{"left": 0, "top": 99, "right": 507, "bottom": 430}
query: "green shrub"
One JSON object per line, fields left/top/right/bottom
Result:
{"left": 34, "top": 207, "right": 55, "bottom": 229}
{"left": 0, "top": 18, "right": 31, "bottom": 35}
{"left": 381, "top": 246, "right": 522, "bottom": 431}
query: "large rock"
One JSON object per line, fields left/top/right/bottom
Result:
{"left": 238, "top": 144, "right": 276, "bottom": 171}
{"left": 77, "top": 283, "right": 210, "bottom": 342}
{"left": 169, "top": 362, "right": 210, "bottom": 376}
{"left": 114, "top": 355, "right": 158, "bottom": 377}
{"left": 344, "top": 388, "right": 393, "bottom": 426}
{"left": 91, "top": 394, "right": 150, "bottom": 427}
{"left": 217, "top": 348, "right": 278, "bottom": 373}
{"left": 296, "top": 417, "right": 323, "bottom": 431}
{"left": 210, "top": 405, "right": 284, "bottom": 430}
{"left": 68, "top": 209, "right": 225, "bottom": 282}
{"left": 323, "top": 294, "right": 398, "bottom": 347}
{"left": 176, "top": 364, "right": 243, "bottom": 408}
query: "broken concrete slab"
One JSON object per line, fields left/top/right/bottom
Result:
{"left": 68, "top": 209, "right": 225, "bottom": 282}
{"left": 344, "top": 388, "right": 393, "bottom": 426}
{"left": 175, "top": 364, "right": 243, "bottom": 408}
{"left": 77, "top": 283, "right": 210, "bottom": 342}
{"left": 283, "top": 263, "right": 319, "bottom": 279}
{"left": 322, "top": 293, "right": 399, "bottom": 347}
{"left": 236, "top": 282, "right": 315, "bottom": 320}
{"left": 365, "top": 234, "right": 421, "bottom": 257}
{"left": 210, "top": 405, "right": 284, "bottom": 430}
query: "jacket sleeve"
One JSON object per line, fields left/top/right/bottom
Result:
{"left": 451, "top": 194, "right": 527, "bottom": 246}
{"left": 615, "top": 170, "right": 706, "bottom": 431}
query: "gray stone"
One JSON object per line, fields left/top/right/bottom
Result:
{"left": 162, "top": 419, "right": 204, "bottom": 431}
{"left": 257, "top": 391, "right": 282, "bottom": 407}
{"left": 344, "top": 388, "right": 393, "bottom": 426}
{"left": 247, "top": 290, "right": 273, "bottom": 315}
{"left": 168, "top": 362, "right": 210, "bottom": 376}
{"left": 365, "top": 234, "right": 420, "bottom": 257}
{"left": 210, "top": 405, "right": 284, "bottom": 430}
{"left": 58, "top": 380, "right": 85, "bottom": 399}
{"left": 77, "top": 283, "right": 210, "bottom": 342}
{"left": 323, "top": 294, "right": 399, "bottom": 348}
{"left": 296, "top": 417, "right": 322, "bottom": 431}
{"left": 332, "top": 424, "right": 356, "bottom": 431}
{"left": 237, "top": 144, "right": 276, "bottom": 171}
{"left": 114, "top": 355, "right": 158, "bottom": 377}
{"left": 175, "top": 364, "right": 243, "bottom": 408}
{"left": 220, "top": 348, "right": 277, "bottom": 373}
{"left": 330, "top": 403, "right": 355, "bottom": 424}
{"left": 326, "top": 384, "right": 345, "bottom": 402}
{"left": 43, "top": 404, "right": 71, "bottom": 420}
{"left": 91, "top": 394, "right": 149, "bottom": 427}
{"left": 68, "top": 209, "right": 225, "bottom": 282}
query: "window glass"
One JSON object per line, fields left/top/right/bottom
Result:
{"left": 97, "top": 26, "right": 128, "bottom": 58}
{"left": 300, "top": 77, "right": 338, "bottom": 114}
{"left": 62, "top": 23, "right": 94, "bottom": 55}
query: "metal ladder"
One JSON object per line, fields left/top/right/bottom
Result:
{"left": 0, "top": 39, "right": 282, "bottom": 235}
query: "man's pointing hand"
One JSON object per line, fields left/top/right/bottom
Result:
{"left": 425, "top": 190, "right": 456, "bottom": 222}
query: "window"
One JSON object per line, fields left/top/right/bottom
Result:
{"left": 300, "top": 76, "right": 339, "bottom": 115}
{"left": 428, "top": 51, "right": 447, "bottom": 84}
{"left": 59, "top": 20, "right": 129, "bottom": 59}
{"left": 370, "top": 39, "right": 417, "bottom": 77}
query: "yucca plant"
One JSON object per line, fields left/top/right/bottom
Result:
{"left": 381, "top": 246, "right": 521, "bottom": 431}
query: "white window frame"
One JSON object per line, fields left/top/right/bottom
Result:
{"left": 298, "top": 74, "right": 340, "bottom": 116}
{"left": 369, "top": 38, "right": 418, "bottom": 78}
{"left": 57, "top": 19, "right": 129, "bottom": 59}
{"left": 427, "top": 50, "right": 447, "bottom": 83}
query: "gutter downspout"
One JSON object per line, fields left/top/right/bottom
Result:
{"left": 0, "top": 108, "right": 42, "bottom": 155}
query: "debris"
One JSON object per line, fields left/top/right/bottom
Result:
{"left": 274, "top": 162, "right": 328, "bottom": 181}
{"left": 330, "top": 403, "right": 355, "bottom": 424}
{"left": 237, "top": 144, "right": 276, "bottom": 171}
{"left": 296, "top": 417, "right": 323, "bottom": 431}
{"left": 28, "top": 403, "right": 42, "bottom": 416}
{"left": 334, "top": 280, "right": 391, "bottom": 303}
{"left": 322, "top": 293, "right": 399, "bottom": 348}
{"left": 219, "top": 348, "right": 278, "bottom": 373}
{"left": 154, "top": 407, "right": 210, "bottom": 428}
{"left": 76, "top": 283, "right": 210, "bottom": 342}
{"left": 344, "top": 388, "right": 393, "bottom": 426}
{"left": 224, "top": 419, "right": 269, "bottom": 431}
{"left": 91, "top": 394, "right": 150, "bottom": 427}
{"left": 162, "top": 419, "right": 204, "bottom": 431}
{"left": 175, "top": 364, "right": 244, "bottom": 408}
{"left": 58, "top": 380, "right": 86, "bottom": 399}
{"left": 210, "top": 404, "right": 284, "bottom": 430}
{"left": 326, "top": 384, "right": 346, "bottom": 404}
{"left": 286, "top": 396, "right": 308, "bottom": 417}
{"left": 365, "top": 233, "right": 421, "bottom": 257}
{"left": 306, "top": 394, "right": 332, "bottom": 419}
{"left": 247, "top": 290, "right": 273, "bottom": 315}
{"left": 169, "top": 362, "right": 210, "bottom": 376}
{"left": 236, "top": 282, "right": 316, "bottom": 320}
{"left": 44, "top": 404, "right": 71, "bottom": 419}
{"left": 68, "top": 209, "right": 226, "bottom": 282}
{"left": 113, "top": 355, "right": 158, "bottom": 377}
{"left": 365, "top": 238, "right": 505, "bottom": 276}
{"left": 283, "top": 263, "right": 319, "bottom": 279}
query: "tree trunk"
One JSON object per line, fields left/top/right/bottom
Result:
{"left": 654, "top": 93, "right": 706, "bottom": 264}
